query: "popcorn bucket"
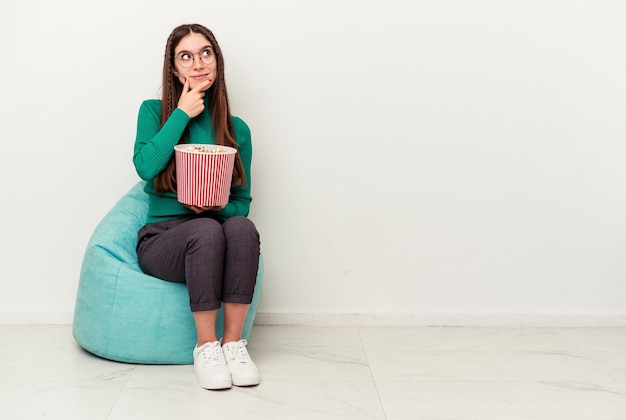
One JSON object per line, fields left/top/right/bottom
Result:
{"left": 174, "top": 144, "right": 237, "bottom": 207}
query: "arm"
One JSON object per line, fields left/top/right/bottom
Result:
{"left": 133, "top": 80, "right": 210, "bottom": 180}
{"left": 132, "top": 101, "right": 190, "bottom": 181}
{"left": 216, "top": 117, "right": 253, "bottom": 218}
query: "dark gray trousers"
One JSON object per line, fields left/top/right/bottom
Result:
{"left": 136, "top": 216, "right": 260, "bottom": 312}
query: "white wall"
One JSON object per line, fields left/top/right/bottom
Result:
{"left": 1, "top": 0, "right": 625, "bottom": 326}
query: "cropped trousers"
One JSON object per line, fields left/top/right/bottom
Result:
{"left": 136, "top": 216, "right": 260, "bottom": 312}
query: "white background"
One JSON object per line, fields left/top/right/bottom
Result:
{"left": 1, "top": 0, "right": 625, "bottom": 325}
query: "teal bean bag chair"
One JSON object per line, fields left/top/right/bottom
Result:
{"left": 72, "top": 181, "right": 263, "bottom": 364}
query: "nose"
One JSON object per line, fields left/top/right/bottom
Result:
{"left": 192, "top": 54, "right": 205, "bottom": 69}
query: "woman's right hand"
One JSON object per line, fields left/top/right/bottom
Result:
{"left": 186, "top": 204, "right": 226, "bottom": 214}
{"left": 177, "top": 78, "right": 212, "bottom": 118}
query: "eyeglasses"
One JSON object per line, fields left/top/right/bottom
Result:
{"left": 175, "top": 48, "right": 216, "bottom": 68}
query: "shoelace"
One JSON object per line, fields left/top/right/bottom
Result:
{"left": 198, "top": 342, "right": 225, "bottom": 367}
{"left": 225, "top": 339, "right": 251, "bottom": 364}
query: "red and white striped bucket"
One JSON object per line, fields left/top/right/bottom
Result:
{"left": 174, "top": 144, "right": 237, "bottom": 207}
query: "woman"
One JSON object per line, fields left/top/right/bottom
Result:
{"left": 133, "top": 24, "right": 260, "bottom": 390}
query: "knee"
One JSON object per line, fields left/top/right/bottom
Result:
{"left": 223, "top": 217, "right": 260, "bottom": 243}
{"left": 186, "top": 218, "right": 224, "bottom": 245}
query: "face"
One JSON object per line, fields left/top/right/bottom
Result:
{"left": 172, "top": 32, "right": 217, "bottom": 91}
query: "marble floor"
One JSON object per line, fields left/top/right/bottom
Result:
{"left": 1, "top": 325, "right": 626, "bottom": 419}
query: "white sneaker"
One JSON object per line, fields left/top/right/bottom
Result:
{"left": 193, "top": 341, "right": 232, "bottom": 390}
{"left": 222, "top": 339, "right": 260, "bottom": 386}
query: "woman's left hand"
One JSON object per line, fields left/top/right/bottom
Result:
{"left": 186, "top": 205, "right": 226, "bottom": 214}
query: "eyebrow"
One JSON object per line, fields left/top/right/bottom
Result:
{"left": 176, "top": 45, "right": 214, "bottom": 55}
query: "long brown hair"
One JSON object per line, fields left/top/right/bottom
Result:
{"left": 154, "top": 24, "right": 246, "bottom": 194}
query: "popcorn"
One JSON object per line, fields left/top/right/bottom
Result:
{"left": 192, "top": 146, "right": 229, "bottom": 154}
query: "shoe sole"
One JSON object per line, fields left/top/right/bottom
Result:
{"left": 197, "top": 377, "right": 232, "bottom": 390}
{"left": 195, "top": 369, "right": 232, "bottom": 390}
{"left": 232, "top": 375, "right": 260, "bottom": 387}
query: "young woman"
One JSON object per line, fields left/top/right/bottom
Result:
{"left": 133, "top": 24, "right": 260, "bottom": 390}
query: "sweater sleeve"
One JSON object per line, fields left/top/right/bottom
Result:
{"left": 216, "top": 117, "right": 253, "bottom": 218}
{"left": 133, "top": 100, "right": 191, "bottom": 180}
